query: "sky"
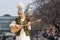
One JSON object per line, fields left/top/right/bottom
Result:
{"left": 0, "top": 0, "right": 32, "bottom": 16}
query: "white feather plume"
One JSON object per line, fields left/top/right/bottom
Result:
{"left": 17, "top": 2, "right": 24, "bottom": 9}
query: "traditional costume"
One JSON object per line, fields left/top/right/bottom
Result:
{"left": 10, "top": 2, "right": 31, "bottom": 40}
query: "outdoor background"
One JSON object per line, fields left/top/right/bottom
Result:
{"left": 0, "top": 0, "right": 60, "bottom": 40}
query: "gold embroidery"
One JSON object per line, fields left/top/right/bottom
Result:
{"left": 15, "top": 17, "right": 30, "bottom": 36}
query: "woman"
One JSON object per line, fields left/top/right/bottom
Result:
{"left": 10, "top": 2, "right": 31, "bottom": 40}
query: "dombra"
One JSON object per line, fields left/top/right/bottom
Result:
{"left": 10, "top": 19, "right": 42, "bottom": 34}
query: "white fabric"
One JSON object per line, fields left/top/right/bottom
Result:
{"left": 10, "top": 17, "right": 31, "bottom": 40}
{"left": 16, "top": 29, "right": 30, "bottom": 40}
{"left": 27, "top": 22, "right": 31, "bottom": 30}
{"left": 21, "top": 17, "right": 25, "bottom": 21}
{"left": 9, "top": 21, "right": 16, "bottom": 27}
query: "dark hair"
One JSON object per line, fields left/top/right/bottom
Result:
{"left": 18, "top": 12, "right": 19, "bottom": 15}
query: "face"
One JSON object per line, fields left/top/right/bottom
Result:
{"left": 18, "top": 11, "right": 25, "bottom": 18}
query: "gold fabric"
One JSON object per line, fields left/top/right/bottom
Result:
{"left": 15, "top": 17, "right": 30, "bottom": 36}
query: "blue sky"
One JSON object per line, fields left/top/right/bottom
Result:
{"left": 0, "top": 0, "right": 32, "bottom": 16}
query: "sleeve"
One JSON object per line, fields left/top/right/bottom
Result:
{"left": 27, "top": 22, "right": 31, "bottom": 30}
{"left": 9, "top": 20, "right": 17, "bottom": 27}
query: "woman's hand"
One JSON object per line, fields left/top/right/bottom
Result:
{"left": 15, "top": 25, "right": 23, "bottom": 29}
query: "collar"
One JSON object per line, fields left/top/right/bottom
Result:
{"left": 21, "top": 17, "right": 25, "bottom": 21}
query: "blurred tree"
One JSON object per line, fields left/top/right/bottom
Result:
{"left": 25, "top": 0, "right": 60, "bottom": 30}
